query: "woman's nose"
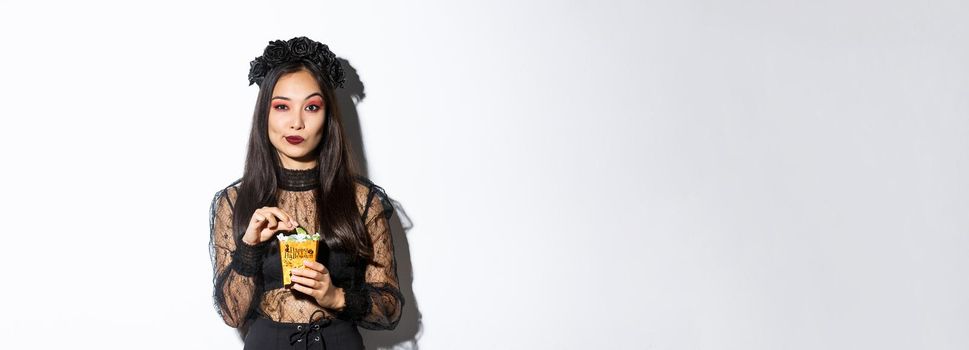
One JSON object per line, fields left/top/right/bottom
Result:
{"left": 290, "top": 115, "right": 305, "bottom": 129}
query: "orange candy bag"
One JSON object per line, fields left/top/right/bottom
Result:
{"left": 277, "top": 226, "right": 322, "bottom": 286}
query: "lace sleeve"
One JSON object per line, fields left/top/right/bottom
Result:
{"left": 209, "top": 185, "right": 270, "bottom": 328}
{"left": 338, "top": 183, "right": 404, "bottom": 330}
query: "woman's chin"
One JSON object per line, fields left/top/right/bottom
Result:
{"left": 272, "top": 147, "right": 313, "bottom": 164}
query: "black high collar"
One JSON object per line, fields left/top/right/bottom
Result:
{"left": 277, "top": 165, "right": 320, "bottom": 191}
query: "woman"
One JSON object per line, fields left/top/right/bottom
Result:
{"left": 208, "top": 36, "right": 403, "bottom": 350}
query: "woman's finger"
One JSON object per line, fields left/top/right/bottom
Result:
{"left": 291, "top": 275, "right": 320, "bottom": 289}
{"left": 302, "top": 260, "right": 328, "bottom": 275}
{"left": 291, "top": 282, "right": 321, "bottom": 299}
{"left": 248, "top": 213, "right": 270, "bottom": 237}
{"left": 292, "top": 267, "right": 322, "bottom": 281}
{"left": 257, "top": 208, "right": 278, "bottom": 228}
{"left": 263, "top": 207, "right": 294, "bottom": 227}
{"left": 267, "top": 220, "right": 295, "bottom": 232}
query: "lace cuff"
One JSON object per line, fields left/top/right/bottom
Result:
{"left": 230, "top": 239, "right": 269, "bottom": 277}
{"left": 337, "top": 284, "right": 372, "bottom": 320}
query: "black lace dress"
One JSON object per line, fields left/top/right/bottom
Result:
{"left": 209, "top": 166, "right": 403, "bottom": 349}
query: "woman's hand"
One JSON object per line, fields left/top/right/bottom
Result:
{"left": 242, "top": 206, "right": 298, "bottom": 245}
{"left": 290, "top": 259, "right": 345, "bottom": 310}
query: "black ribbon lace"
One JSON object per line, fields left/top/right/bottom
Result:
{"left": 288, "top": 309, "right": 332, "bottom": 349}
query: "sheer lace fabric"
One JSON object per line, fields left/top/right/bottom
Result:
{"left": 209, "top": 174, "right": 403, "bottom": 330}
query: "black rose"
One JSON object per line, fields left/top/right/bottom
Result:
{"left": 247, "top": 37, "right": 347, "bottom": 89}
{"left": 328, "top": 62, "right": 346, "bottom": 88}
{"left": 248, "top": 57, "right": 269, "bottom": 86}
{"left": 263, "top": 40, "right": 291, "bottom": 64}
{"left": 320, "top": 45, "right": 335, "bottom": 60}
{"left": 288, "top": 36, "right": 318, "bottom": 58}
{"left": 316, "top": 52, "right": 332, "bottom": 68}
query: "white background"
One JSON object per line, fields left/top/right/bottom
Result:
{"left": 0, "top": 1, "right": 966, "bottom": 349}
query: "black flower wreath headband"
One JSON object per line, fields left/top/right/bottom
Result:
{"left": 248, "top": 36, "right": 346, "bottom": 89}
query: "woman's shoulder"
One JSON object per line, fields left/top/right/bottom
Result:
{"left": 211, "top": 178, "right": 243, "bottom": 209}
{"left": 209, "top": 178, "right": 242, "bottom": 230}
{"left": 351, "top": 175, "right": 389, "bottom": 200}
{"left": 351, "top": 175, "right": 394, "bottom": 220}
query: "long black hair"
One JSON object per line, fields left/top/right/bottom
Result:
{"left": 231, "top": 59, "right": 376, "bottom": 265}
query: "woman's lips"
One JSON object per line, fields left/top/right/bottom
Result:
{"left": 285, "top": 136, "right": 304, "bottom": 145}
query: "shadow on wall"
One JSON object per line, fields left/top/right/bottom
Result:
{"left": 335, "top": 58, "right": 424, "bottom": 349}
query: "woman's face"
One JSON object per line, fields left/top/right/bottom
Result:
{"left": 267, "top": 69, "right": 326, "bottom": 169}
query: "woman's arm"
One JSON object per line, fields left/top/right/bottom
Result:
{"left": 209, "top": 186, "right": 267, "bottom": 328}
{"left": 337, "top": 184, "right": 404, "bottom": 330}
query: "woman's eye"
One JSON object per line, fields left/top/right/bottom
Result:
{"left": 305, "top": 105, "right": 321, "bottom": 112}
{"left": 274, "top": 104, "right": 289, "bottom": 111}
